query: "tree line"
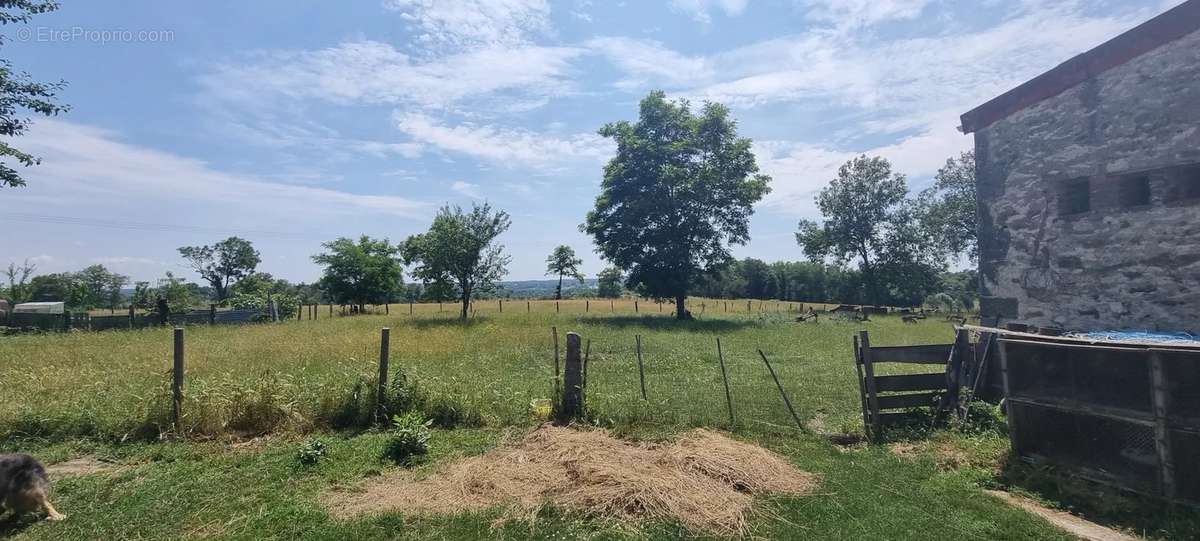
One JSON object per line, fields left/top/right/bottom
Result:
{"left": 5, "top": 91, "right": 978, "bottom": 320}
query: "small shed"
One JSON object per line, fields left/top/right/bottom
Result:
{"left": 13, "top": 302, "right": 66, "bottom": 314}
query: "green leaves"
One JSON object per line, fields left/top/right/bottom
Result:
{"left": 178, "top": 237, "right": 262, "bottom": 301}
{"left": 402, "top": 202, "right": 511, "bottom": 319}
{"left": 311, "top": 235, "right": 403, "bottom": 307}
{"left": 0, "top": 1, "right": 68, "bottom": 189}
{"left": 584, "top": 91, "right": 770, "bottom": 317}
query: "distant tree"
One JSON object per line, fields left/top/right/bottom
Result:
{"left": 583, "top": 91, "right": 771, "bottom": 319}
{"left": 312, "top": 236, "right": 403, "bottom": 311}
{"left": 76, "top": 264, "right": 128, "bottom": 311}
{"left": 28, "top": 272, "right": 82, "bottom": 305}
{"left": 920, "top": 151, "right": 977, "bottom": 262}
{"left": 545, "top": 245, "right": 584, "bottom": 300}
{"left": 151, "top": 272, "right": 201, "bottom": 316}
{"left": 402, "top": 202, "right": 511, "bottom": 320}
{"left": 178, "top": 237, "right": 261, "bottom": 302}
{"left": 740, "top": 258, "right": 773, "bottom": 300}
{"left": 0, "top": 1, "right": 70, "bottom": 189}
{"left": 4, "top": 259, "right": 36, "bottom": 303}
{"left": 796, "top": 156, "right": 908, "bottom": 306}
{"left": 596, "top": 267, "right": 624, "bottom": 298}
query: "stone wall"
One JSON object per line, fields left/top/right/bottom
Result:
{"left": 975, "top": 28, "right": 1200, "bottom": 333}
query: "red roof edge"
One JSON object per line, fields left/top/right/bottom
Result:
{"left": 959, "top": 0, "right": 1200, "bottom": 134}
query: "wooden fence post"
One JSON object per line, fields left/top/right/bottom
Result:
{"left": 635, "top": 300, "right": 639, "bottom": 313}
{"left": 758, "top": 349, "right": 804, "bottom": 430}
{"left": 858, "top": 331, "right": 881, "bottom": 439}
{"left": 556, "top": 301, "right": 560, "bottom": 313}
{"left": 386, "top": 303, "right": 389, "bottom": 315}
{"left": 172, "top": 327, "right": 185, "bottom": 430}
{"left": 552, "top": 326, "right": 561, "bottom": 398}
{"left": 209, "top": 304, "right": 216, "bottom": 325}
{"left": 499, "top": 299, "right": 503, "bottom": 313}
{"left": 582, "top": 339, "right": 591, "bottom": 392}
{"left": 635, "top": 334, "right": 647, "bottom": 400}
{"left": 410, "top": 302, "right": 414, "bottom": 315}
{"left": 717, "top": 338, "right": 735, "bottom": 428}
{"left": 128, "top": 304, "right": 135, "bottom": 329}
{"left": 377, "top": 328, "right": 391, "bottom": 421}
{"left": 586, "top": 300, "right": 589, "bottom": 313}
{"left": 556, "top": 332, "right": 584, "bottom": 424}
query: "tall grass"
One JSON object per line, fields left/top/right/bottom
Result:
{"left": 0, "top": 299, "right": 955, "bottom": 442}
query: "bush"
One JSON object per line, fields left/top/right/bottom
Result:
{"left": 297, "top": 437, "right": 329, "bottom": 465}
{"left": 383, "top": 411, "right": 432, "bottom": 466}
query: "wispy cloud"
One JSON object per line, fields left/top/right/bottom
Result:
{"left": 382, "top": 0, "right": 551, "bottom": 50}
{"left": 200, "top": 40, "right": 583, "bottom": 111}
{"left": 394, "top": 113, "right": 613, "bottom": 171}
{"left": 669, "top": 0, "right": 749, "bottom": 24}
{"left": 795, "top": 0, "right": 932, "bottom": 30}
{"left": 450, "top": 180, "right": 483, "bottom": 199}
{"left": 12, "top": 119, "right": 432, "bottom": 219}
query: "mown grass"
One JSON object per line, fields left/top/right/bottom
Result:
{"left": 3, "top": 300, "right": 1196, "bottom": 539}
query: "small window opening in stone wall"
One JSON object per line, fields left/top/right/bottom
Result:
{"left": 1060, "top": 178, "right": 1091, "bottom": 215}
{"left": 1168, "top": 164, "right": 1200, "bottom": 201}
{"left": 1119, "top": 175, "right": 1151, "bottom": 208}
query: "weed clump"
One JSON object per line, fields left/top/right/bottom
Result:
{"left": 297, "top": 437, "right": 329, "bottom": 466}
{"left": 382, "top": 411, "right": 432, "bottom": 466}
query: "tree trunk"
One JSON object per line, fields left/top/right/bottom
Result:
{"left": 675, "top": 294, "right": 689, "bottom": 320}
{"left": 460, "top": 294, "right": 470, "bottom": 320}
{"left": 555, "top": 274, "right": 563, "bottom": 300}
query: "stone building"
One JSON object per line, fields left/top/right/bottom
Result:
{"left": 960, "top": 0, "right": 1200, "bottom": 333}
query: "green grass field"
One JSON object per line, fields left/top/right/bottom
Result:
{"left": 1, "top": 300, "right": 1196, "bottom": 539}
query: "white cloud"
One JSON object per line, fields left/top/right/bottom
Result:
{"left": 12, "top": 119, "right": 432, "bottom": 219}
{"left": 383, "top": 0, "right": 551, "bottom": 50}
{"left": 90, "top": 256, "right": 167, "bottom": 267}
{"left": 795, "top": 0, "right": 932, "bottom": 29}
{"left": 201, "top": 40, "right": 583, "bottom": 111}
{"left": 394, "top": 113, "right": 613, "bottom": 171}
{"left": 451, "top": 180, "right": 483, "bottom": 199}
{"left": 754, "top": 109, "right": 968, "bottom": 212}
{"left": 669, "top": 0, "right": 749, "bottom": 24}
{"left": 585, "top": 37, "right": 712, "bottom": 89}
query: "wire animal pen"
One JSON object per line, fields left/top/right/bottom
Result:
{"left": 997, "top": 334, "right": 1200, "bottom": 504}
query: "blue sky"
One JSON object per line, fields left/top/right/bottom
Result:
{"left": 1, "top": 0, "right": 1172, "bottom": 283}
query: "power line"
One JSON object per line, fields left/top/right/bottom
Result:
{"left": 0, "top": 212, "right": 311, "bottom": 240}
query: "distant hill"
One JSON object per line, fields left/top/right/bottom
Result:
{"left": 497, "top": 278, "right": 598, "bottom": 299}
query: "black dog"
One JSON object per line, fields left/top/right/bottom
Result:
{"left": 0, "top": 454, "right": 65, "bottom": 521}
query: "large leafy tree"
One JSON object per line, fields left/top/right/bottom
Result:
{"left": 178, "top": 237, "right": 261, "bottom": 302}
{"left": 0, "top": 1, "right": 70, "bottom": 189}
{"left": 402, "top": 202, "right": 511, "bottom": 320}
{"left": 920, "top": 150, "right": 977, "bottom": 261}
{"left": 545, "top": 245, "right": 584, "bottom": 300}
{"left": 583, "top": 91, "right": 771, "bottom": 319}
{"left": 796, "top": 155, "right": 909, "bottom": 306}
{"left": 312, "top": 236, "right": 403, "bottom": 310}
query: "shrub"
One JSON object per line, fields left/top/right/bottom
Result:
{"left": 383, "top": 411, "right": 432, "bottom": 466}
{"left": 297, "top": 437, "right": 329, "bottom": 465}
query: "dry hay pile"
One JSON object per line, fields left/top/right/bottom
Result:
{"left": 326, "top": 425, "right": 816, "bottom": 535}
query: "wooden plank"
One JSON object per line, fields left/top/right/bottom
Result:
{"left": 874, "top": 411, "right": 923, "bottom": 427}
{"left": 859, "top": 331, "right": 881, "bottom": 440}
{"left": 1148, "top": 351, "right": 1176, "bottom": 499}
{"left": 966, "top": 324, "right": 1200, "bottom": 352}
{"left": 853, "top": 335, "right": 871, "bottom": 438}
{"left": 874, "top": 373, "right": 947, "bottom": 392}
{"left": 877, "top": 392, "right": 941, "bottom": 410}
{"left": 1006, "top": 397, "right": 1156, "bottom": 426}
{"left": 868, "top": 344, "right": 953, "bottom": 364}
